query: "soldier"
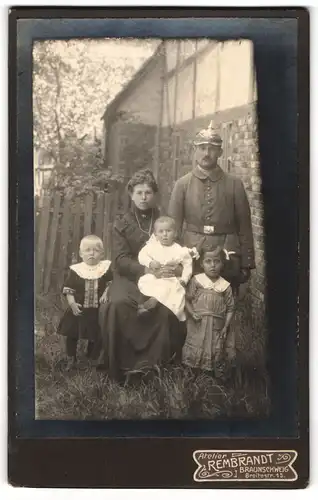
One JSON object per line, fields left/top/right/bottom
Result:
{"left": 168, "top": 121, "right": 255, "bottom": 294}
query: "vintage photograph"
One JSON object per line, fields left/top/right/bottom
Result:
{"left": 34, "top": 37, "right": 268, "bottom": 421}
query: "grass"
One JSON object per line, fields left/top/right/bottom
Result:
{"left": 35, "top": 291, "right": 270, "bottom": 421}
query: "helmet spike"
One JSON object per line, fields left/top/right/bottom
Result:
{"left": 207, "top": 120, "right": 216, "bottom": 130}
{"left": 193, "top": 120, "right": 222, "bottom": 147}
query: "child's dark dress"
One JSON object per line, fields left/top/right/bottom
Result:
{"left": 57, "top": 260, "right": 112, "bottom": 342}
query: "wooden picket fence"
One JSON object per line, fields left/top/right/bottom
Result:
{"left": 35, "top": 191, "right": 122, "bottom": 294}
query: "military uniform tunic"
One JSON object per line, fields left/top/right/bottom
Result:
{"left": 168, "top": 164, "right": 255, "bottom": 271}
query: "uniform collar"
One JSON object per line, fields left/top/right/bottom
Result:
{"left": 193, "top": 164, "right": 224, "bottom": 182}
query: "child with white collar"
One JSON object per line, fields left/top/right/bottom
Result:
{"left": 57, "top": 235, "right": 112, "bottom": 371}
{"left": 182, "top": 246, "right": 235, "bottom": 375}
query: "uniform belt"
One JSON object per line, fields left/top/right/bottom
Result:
{"left": 185, "top": 222, "right": 235, "bottom": 235}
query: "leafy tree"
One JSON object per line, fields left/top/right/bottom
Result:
{"left": 33, "top": 39, "right": 156, "bottom": 197}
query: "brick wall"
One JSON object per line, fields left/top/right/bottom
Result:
{"left": 221, "top": 107, "right": 266, "bottom": 362}
{"left": 223, "top": 109, "right": 266, "bottom": 305}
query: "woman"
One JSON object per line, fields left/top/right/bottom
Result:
{"left": 99, "top": 169, "right": 185, "bottom": 381}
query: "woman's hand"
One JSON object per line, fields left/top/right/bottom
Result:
{"left": 173, "top": 263, "right": 183, "bottom": 277}
{"left": 145, "top": 260, "right": 161, "bottom": 277}
{"left": 149, "top": 260, "right": 161, "bottom": 272}
{"left": 160, "top": 262, "right": 183, "bottom": 278}
{"left": 146, "top": 261, "right": 179, "bottom": 279}
{"left": 70, "top": 302, "right": 82, "bottom": 316}
{"left": 158, "top": 263, "right": 182, "bottom": 278}
{"left": 158, "top": 264, "right": 178, "bottom": 278}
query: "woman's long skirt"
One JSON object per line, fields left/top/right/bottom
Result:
{"left": 99, "top": 274, "right": 185, "bottom": 380}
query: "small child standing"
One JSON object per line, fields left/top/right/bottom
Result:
{"left": 57, "top": 235, "right": 112, "bottom": 370}
{"left": 182, "top": 246, "right": 235, "bottom": 375}
{"left": 137, "top": 216, "right": 194, "bottom": 321}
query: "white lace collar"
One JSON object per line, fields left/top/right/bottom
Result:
{"left": 195, "top": 273, "right": 230, "bottom": 292}
{"left": 70, "top": 260, "right": 111, "bottom": 280}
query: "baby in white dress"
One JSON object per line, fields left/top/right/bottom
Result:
{"left": 137, "top": 216, "right": 195, "bottom": 321}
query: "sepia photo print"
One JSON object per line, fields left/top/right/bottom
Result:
{"left": 34, "top": 37, "right": 268, "bottom": 421}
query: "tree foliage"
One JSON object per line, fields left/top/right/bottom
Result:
{"left": 33, "top": 39, "right": 156, "bottom": 197}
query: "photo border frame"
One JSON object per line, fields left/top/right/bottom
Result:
{"left": 8, "top": 7, "right": 309, "bottom": 488}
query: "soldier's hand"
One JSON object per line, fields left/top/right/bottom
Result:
{"left": 220, "top": 327, "right": 228, "bottom": 340}
{"left": 192, "top": 312, "right": 202, "bottom": 322}
{"left": 240, "top": 268, "right": 251, "bottom": 283}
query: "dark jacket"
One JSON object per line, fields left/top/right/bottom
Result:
{"left": 168, "top": 165, "right": 255, "bottom": 269}
{"left": 112, "top": 207, "right": 160, "bottom": 283}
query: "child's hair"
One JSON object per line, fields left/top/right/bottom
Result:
{"left": 154, "top": 215, "right": 177, "bottom": 232}
{"left": 200, "top": 246, "right": 227, "bottom": 264}
{"left": 79, "top": 234, "right": 104, "bottom": 252}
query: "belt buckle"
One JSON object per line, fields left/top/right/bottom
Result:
{"left": 203, "top": 225, "right": 215, "bottom": 235}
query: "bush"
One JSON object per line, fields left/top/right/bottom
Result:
{"left": 52, "top": 143, "right": 125, "bottom": 201}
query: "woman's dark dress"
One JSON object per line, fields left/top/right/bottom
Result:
{"left": 100, "top": 207, "right": 184, "bottom": 379}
